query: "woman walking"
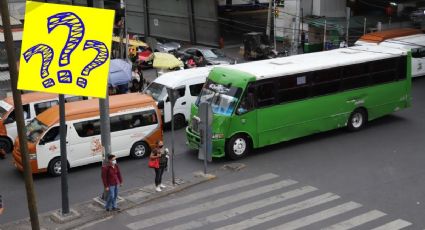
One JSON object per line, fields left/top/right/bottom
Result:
{"left": 150, "top": 140, "right": 168, "bottom": 192}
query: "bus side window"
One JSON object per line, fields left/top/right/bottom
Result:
{"left": 412, "top": 48, "right": 425, "bottom": 58}
{"left": 256, "top": 82, "right": 275, "bottom": 107}
{"left": 35, "top": 100, "right": 58, "bottom": 115}
{"left": 74, "top": 121, "right": 100, "bottom": 137}
{"left": 237, "top": 87, "right": 255, "bottom": 115}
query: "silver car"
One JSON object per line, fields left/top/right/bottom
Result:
{"left": 182, "top": 46, "right": 236, "bottom": 65}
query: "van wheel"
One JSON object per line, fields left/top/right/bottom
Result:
{"left": 173, "top": 114, "right": 186, "bottom": 130}
{"left": 347, "top": 108, "right": 367, "bottom": 131}
{"left": 226, "top": 134, "right": 250, "bottom": 160}
{"left": 48, "top": 157, "right": 69, "bottom": 177}
{"left": 0, "top": 137, "right": 12, "bottom": 153}
{"left": 130, "top": 141, "right": 150, "bottom": 159}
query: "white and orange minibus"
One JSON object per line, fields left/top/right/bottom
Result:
{"left": 13, "top": 93, "right": 162, "bottom": 176}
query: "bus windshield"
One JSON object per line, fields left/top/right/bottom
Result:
{"left": 144, "top": 82, "right": 167, "bottom": 101}
{"left": 26, "top": 119, "right": 48, "bottom": 143}
{"left": 195, "top": 80, "right": 242, "bottom": 116}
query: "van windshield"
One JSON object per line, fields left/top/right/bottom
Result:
{"left": 0, "top": 100, "right": 12, "bottom": 119}
{"left": 144, "top": 82, "right": 167, "bottom": 101}
{"left": 26, "top": 119, "right": 48, "bottom": 143}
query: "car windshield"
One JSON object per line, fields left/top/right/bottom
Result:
{"left": 195, "top": 80, "right": 242, "bottom": 116}
{"left": 26, "top": 118, "right": 48, "bottom": 143}
{"left": 143, "top": 82, "right": 167, "bottom": 101}
{"left": 211, "top": 49, "right": 226, "bottom": 57}
{"left": 202, "top": 49, "right": 218, "bottom": 59}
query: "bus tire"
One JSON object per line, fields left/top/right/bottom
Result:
{"left": 0, "top": 137, "right": 12, "bottom": 153}
{"left": 130, "top": 141, "right": 150, "bottom": 159}
{"left": 48, "top": 157, "right": 69, "bottom": 177}
{"left": 173, "top": 114, "right": 186, "bottom": 130}
{"left": 347, "top": 108, "right": 367, "bottom": 131}
{"left": 226, "top": 134, "right": 250, "bottom": 160}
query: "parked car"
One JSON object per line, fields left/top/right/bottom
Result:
{"left": 180, "top": 46, "right": 236, "bottom": 66}
{"left": 144, "top": 37, "right": 181, "bottom": 53}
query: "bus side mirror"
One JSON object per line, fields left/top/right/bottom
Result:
{"left": 158, "top": 100, "right": 164, "bottom": 110}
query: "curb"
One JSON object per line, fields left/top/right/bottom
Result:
{"left": 0, "top": 171, "right": 216, "bottom": 230}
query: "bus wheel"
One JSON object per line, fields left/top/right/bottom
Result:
{"left": 347, "top": 108, "right": 367, "bottom": 131}
{"left": 226, "top": 134, "right": 250, "bottom": 160}
{"left": 173, "top": 114, "right": 186, "bottom": 130}
{"left": 48, "top": 157, "right": 69, "bottom": 177}
{"left": 130, "top": 141, "right": 150, "bottom": 159}
{"left": 0, "top": 137, "right": 12, "bottom": 153}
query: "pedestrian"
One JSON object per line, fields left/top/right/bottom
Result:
{"left": 101, "top": 154, "right": 123, "bottom": 212}
{"left": 150, "top": 140, "right": 169, "bottom": 192}
{"left": 130, "top": 78, "right": 141, "bottom": 93}
{"left": 0, "top": 195, "right": 3, "bottom": 215}
{"left": 0, "top": 148, "right": 6, "bottom": 159}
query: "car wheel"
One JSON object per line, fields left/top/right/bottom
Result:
{"left": 48, "top": 157, "right": 68, "bottom": 177}
{"left": 347, "top": 108, "right": 367, "bottom": 131}
{"left": 226, "top": 134, "right": 250, "bottom": 160}
{"left": 173, "top": 114, "right": 186, "bottom": 130}
{"left": 130, "top": 141, "right": 150, "bottom": 159}
{"left": 0, "top": 137, "right": 12, "bottom": 153}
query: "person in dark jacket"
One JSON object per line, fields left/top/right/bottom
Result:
{"left": 101, "top": 154, "right": 123, "bottom": 211}
{"left": 150, "top": 140, "right": 168, "bottom": 192}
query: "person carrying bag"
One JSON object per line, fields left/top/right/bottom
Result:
{"left": 149, "top": 140, "right": 168, "bottom": 192}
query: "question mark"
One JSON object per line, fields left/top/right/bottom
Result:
{"left": 47, "top": 12, "right": 85, "bottom": 67}
{"left": 77, "top": 40, "right": 109, "bottom": 88}
{"left": 22, "top": 44, "right": 55, "bottom": 88}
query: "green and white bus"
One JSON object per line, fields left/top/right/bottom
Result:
{"left": 186, "top": 46, "right": 412, "bottom": 159}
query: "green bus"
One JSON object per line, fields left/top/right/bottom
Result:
{"left": 186, "top": 46, "right": 411, "bottom": 159}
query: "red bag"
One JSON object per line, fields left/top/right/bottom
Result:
{"left": 148, "top": 158, "right": 159, "bottom": 169}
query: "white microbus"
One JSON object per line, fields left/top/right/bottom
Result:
{"left": 13, "top": 93, "right": 162, "bottom": 176}
{"left": 144, "top": 67, "right": 211, "bottom": 129}
{"left": 355, "top": 28, "right": 425, "bottom": 78}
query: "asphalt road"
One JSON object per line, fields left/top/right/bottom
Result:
{"left": 1, "top": 77, "right": 425, "bottom": 227}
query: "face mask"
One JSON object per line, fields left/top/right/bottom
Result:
{"left": 112, "top": 160, "right": 117, "bottom": 165}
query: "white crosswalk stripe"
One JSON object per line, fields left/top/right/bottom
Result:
{"left": 216, "top": 193, "right": 340, "bottom": 230}
{"left": 126, "top": 173, "right": 278, "bottom": 216}
{"left": 163, "top": 186, "right": 318, "bottom": 230}
{"left": 371, "top": 219, "right": 412, "bottom": 230}
{"left": 267, "top": 201, "right": 362, "bottom": 230}
{"left": 126, "top": 179, "right": 298, "bottom": 230}
{"left": 322, "top": 210, "right": 387, "bottom": 230}
{"left": 124, "top": 174, "right": 415, "bottom": 230}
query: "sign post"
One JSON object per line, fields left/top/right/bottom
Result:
{"left": 198, "top": 102, "right": 212, "bottom": 174}
{"left": 166, "top": 87, "right": 179, "bottom": 185}
{"left": 58, "top": 94, "right": 69, "bottom": 214}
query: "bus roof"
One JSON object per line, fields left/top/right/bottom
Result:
{"left": 219, "top": 46, "right": 407, "bottom": 80}
{"left": 357, "top": 28, "right": 422, "bottom": 43}
{"left": 37, "top": 93, "right": 156, "bottom": 127}
{"left": 3, "top": 92, "right": 57, "bottom": 106}
{"left": 154, "top": 66, "right": 212, "bottom": 89}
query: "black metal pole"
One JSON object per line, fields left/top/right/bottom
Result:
{"left": 0, "top": 1, "right": 40, "bottom": 228}
{"left": 59, "top": 95, "right": 69, "bottom": 215}
{"left": 203, "top": 105, "right": 208, "bottom": 175}
{"left": 170, "top": 90, "right": 176, "bottom": 186}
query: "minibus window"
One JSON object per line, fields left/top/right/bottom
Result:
{"left": 35, "top": 100, "right": 59, "bottom": 115}
{"left": 40, "top": 127, "right": 61, "bottom": 144}
{"left": 0, "top": 106, "right": 8, "bottom": 119}
{"left": 110, "top": 110, "right": 158, "bottom": 132}
{"left": 7, "top": 105, "right": 31, "bottom": 123}
{"left": 74, "top": 120, "right": 100, "bottom": 137}
{"left": 26, "top": 119, "right": 48, "bottom": 142}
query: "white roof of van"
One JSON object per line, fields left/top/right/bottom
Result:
{"left": 154, "top": 66, "right": 212, "bottom": 88}
{"left": 355, "top": 34, "right": 425, "bottom": 50}
{"left": 219, "top": 46, "right": 406, "bottom": 80}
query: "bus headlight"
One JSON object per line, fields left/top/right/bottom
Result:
{"left": 212, "top": 133, "right": 224, "bottom": 139}
{"left": 29, "top": 153, "right": 37, "bottom": 160}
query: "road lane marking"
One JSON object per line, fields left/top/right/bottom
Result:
{"left": 215, "top": 192, "right": 340, "bottom": 230}
{"left": 267, "top": 202, "right": 362, "bottom": 230}
{"left": 371, "top": 219, "right": 412, "bottom": 230}
{"left": 322, "top": 210, "right": 386, "bottom": 230}
{"left": 163, "top": 186, "right": 318, "bottom": 230}
{"left": 126, "top": 173, "right": 279, "bottom": 216}
{"left": 126, "top": 179, "right": 297, "bottom": 230}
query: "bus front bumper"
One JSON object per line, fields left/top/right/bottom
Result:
{"left": 13, "top": 147, "right": 46, "bottom": 174}
{"left": 186, "top": 127, "right": 226, "bottom": 158}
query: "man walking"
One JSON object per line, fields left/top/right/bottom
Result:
{"left": 101, "top": 154, "right": 123, "bottom": 211}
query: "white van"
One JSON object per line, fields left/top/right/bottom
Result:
{"left": 13, "top": 93, "right": 162, "bottom": 176}
{"left": 144, "top": 67, "right": 211, "bottom": 129}
{"left": 0, "top": 92, "right": 87, "bottom": 152}
{"left": 355, "top": 28, "right": 425, "bottom": 78}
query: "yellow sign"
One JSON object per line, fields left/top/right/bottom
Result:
{"left": 18, "top": 1, "right": 115, "bottom": 98}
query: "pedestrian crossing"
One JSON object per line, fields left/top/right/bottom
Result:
{"left": 125, "top": 173, "right": 413, "bottom": 230}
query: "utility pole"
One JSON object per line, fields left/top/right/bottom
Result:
{"left": 266, "top": 0, "right": 273, "bottom": 38}
{"left": 363, "top": 17, "right": 367, "bottom": 35}
{"left": 346, "top": 7, "right": 350, "bottom": 46}
{"left": 0, "top": 1, "right": 40, "bottom": 229}
{"left": 293, "top": 0, "right": 301, "bottom": 55}
{"left": 59, "top": 95, "right": 69, "bottom": 215}
{"left": 323, "top": 19, "right": 327, "bottom": 50}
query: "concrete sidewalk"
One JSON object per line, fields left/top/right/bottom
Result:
{"left": 0, "top": 171, "right": 217, "bottom": 230}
